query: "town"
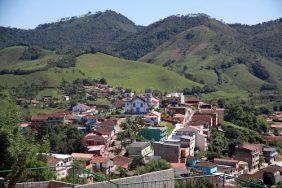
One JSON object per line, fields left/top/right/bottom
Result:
{"left": 14, "top": 79, "right": 282, "bottom": 187}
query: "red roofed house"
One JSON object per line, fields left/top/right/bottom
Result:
{"left": 31, "top": 114, "right": 49, "bottom": 127}
{"left": 91, "top": 157, "right": 115, "bottom": 174}
{"left": 144, "top": 111, "right": 161, "bottom": 124}
{"left": 85, "top": 133, "right": 109, "bottom": 147}
{"left": 71, "top": 153, "right": 94, "bottom": 170}
{"left": 112, "top": 156, "right": 132, "bottom": 170}
{"left": 186, "top": 96, "right": 200, "bottom": 107}
{"left": 191, "top": 114, "right": 214, "bottom": 126}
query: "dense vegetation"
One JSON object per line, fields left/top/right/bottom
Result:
{"left": 35, "top": 123, "right": 86, "bottom": 154}
{"left": 0, "top": 92, "right": 55, "bottom": 186}
{"left": 207, "top": 99, "right": 271, "bottom": 160}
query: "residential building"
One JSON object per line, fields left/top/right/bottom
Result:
{"left": 144, "top": 111, "right": 161, "bottom": 124}
{"left": 47, "top": 154, "right": 73, "bottom": 179}
{"left": 127, "top": 142, "right": 153, "bottom": 157}
{"left": 270, "top": 122, "right": 282, "bottom": 135}
{"left": 170, "top": 132, "right": 196, "bottom": 157}
{"left": 31, "top": 112, "right": 67, "bottom": 127}
{"left": 124, "top": 90, "right": 159, "bottom": 114}
{"left": 166, "top": 92, "right": 185, "bottom": 106}
{"left": 263, "top": 147, "right": 278, "bottom": 163}
{"left": 234, "top": 144, "right": 260, "bottom": 172}
{"left": 81, "top": 115, "right": 97, "bottom": 132}
{"left": 112, "top": 156, "right": 132, "bottom": 170}
{"left": 84, "top": 133, "right": 108, "bottom": 147}
{"left": 71, "top": 153, "right": 93, "bottom": 170}
{"left": 91, "top": 157, "right": 115, "bottom": 174}
{"left": 87, "top": 145, "right": 105, "bottom": 156}
{"left": 72, "top": 103, "right": 91, "bottom": 113}
{"left": 198, "top": 106, "right": 224, "bottom": 125}
{"left": 185, "top": 96, "right": 200, "bottom": 107}
{"left": 153, "top": 142, "right": 181, "bottom": 163}
{"left": 166, "top": 106, "right": 193, "bottom": 125}
{"left": 239, "top": 165, "right": 282, "bottom": 184}
{"left": 138, "top": 126, "right": 167, "bottom": 141}
{"left": 213, "top": 158, "right": 239, "bottom": 169}
{"left": 47, "top": 113, "right": 67, "bottom": 125}
{"left": 191, "top": 114, "right": 214, "bottom": 127}
{"left": 187, "top": 158, "right": 218, "bottom": 175}
{"left": 174, "top": 126, "right": 207, "bottom": 151}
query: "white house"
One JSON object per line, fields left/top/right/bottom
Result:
{"left": 47, "top": 154, "right": 73, "bottom": 179}
{"left": 174, "top": 126, "right": 207, "bottom": 151}
{"left": 166, "top": 92, "right": 185, "bottom": 105}
{"left": 124, "top": 90, "right": 159, "bottom": 114}
{"left": 144, "top": 111, "right": 162, "bottom": 124}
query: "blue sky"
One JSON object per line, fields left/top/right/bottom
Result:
{"left": 0, "top": 0, "right": 281, "bottom": 29}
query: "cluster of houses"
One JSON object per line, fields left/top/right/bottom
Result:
{"left": 18, "top": 85, "right": 281, "bottom": 184}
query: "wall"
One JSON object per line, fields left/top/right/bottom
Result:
{"left": 76, "top": 169, "right": 175, "bottom": 188}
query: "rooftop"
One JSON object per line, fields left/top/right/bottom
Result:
{"left": 128, "top": 142, "right": 150, "bottom": 149}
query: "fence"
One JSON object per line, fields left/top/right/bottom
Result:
{"left": 0, "top": 164, "right": 265, "bottom": 188}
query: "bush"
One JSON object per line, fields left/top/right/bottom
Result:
{"left": 20, "top": 46, "right": 41, "bottom": 60}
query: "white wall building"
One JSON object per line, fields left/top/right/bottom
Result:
{"left": 174, "top": 126, "right": 208, "bottom": 151}
{"left": 124, "top": 90, "right": 159, "bottom": 114}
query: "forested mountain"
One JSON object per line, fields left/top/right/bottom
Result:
{"left": 0, "top": 10, "right": 140, "bottom": 54}
{"left": 140, "top": 18, "right": 282, "bottom": 96}
{"left": 0, "top": 10, "right": 281, "bottom": 101}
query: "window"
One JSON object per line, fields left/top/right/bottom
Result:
{"left": 141, "top": 103, "right": 143, "bottom": 107}
{"left": 133, "top": 102, "right": 136, "bottom": 107}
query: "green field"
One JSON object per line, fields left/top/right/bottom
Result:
{"left": 0, "top": 46, "right": 201, "bottom": 92}
{"left": 76, "top": 53, "right": 201, "bottom": 92}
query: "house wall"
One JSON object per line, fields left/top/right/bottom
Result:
{"left": 234, "top": 150, "right": 259, "bottom": 172}
{"left": 153, "top": 142, "right": 180, "bottom": 163}
{"left": 125, "top": 98, "right": 149, "bottom": 114}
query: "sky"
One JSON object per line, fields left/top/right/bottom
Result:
{"left": 0, "top": 0, "right": 281, "bottom": 29}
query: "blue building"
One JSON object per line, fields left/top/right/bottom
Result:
{"left": 187, "top": 158, "right": 217, "bottom": 175}
{"left": 81, "top": 115, "right": 97, "bottom": 132}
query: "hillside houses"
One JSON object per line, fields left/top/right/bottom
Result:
{"left": 18, "top": 84, "right": 282, "bottom": 182}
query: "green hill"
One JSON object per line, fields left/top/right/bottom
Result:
{"left": 0, "top": 46, "right": 201, "bottom": 92}
{"left": 76, "top": 53, "right": 201, "bottom": 92}
{"left": 140, "top": 20, "right": 282, "bottom": 98}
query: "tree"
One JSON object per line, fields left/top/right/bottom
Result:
{"left": 0, "top": 92, "right": 54, "bottom": 186}
{"left": 263, "top": 171, "right": 275, "bottom": 187}
{"left": 99, "top": 78, "right": 107, "bottom": 85}
{"left": 129, "top": 156, "right": 145, "bottom": 170}
{"left": 116, "top": 117, "right": 145, "bottom": 149}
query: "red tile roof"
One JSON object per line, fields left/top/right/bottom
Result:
{"left": 91, "top": 156, "right": 109, "bottom": 164}
{"left": 186, "top": 96, "right": 200, "bottom": 103}
{"left": 191, "top": 114, "right": 213, "bottom": 125}
{"left": 31, "top": 114, "right": 49, "bottom": 121}
{"left": 48, "top": 156, "right": 62, "bottom": 165}
{"left": 71, "top": 153, "right": 93, "bottom": 160}
{"left": 170, "top": 163, "right": 186, "bottom": 169}
{"left": 238, "top": 143, "right": 264, "bottom": 152}
{"left": 113, "top": 156, "right": 132, "bottom": 168}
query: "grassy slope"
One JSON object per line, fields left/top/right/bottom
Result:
{"left": 76, "top": 53, "right": 201, "bottom": 92}
{"left": 140, "top": 22, "right": 282, "bottom": 99}
{"left": 0, "top": 46, "right": 61, "bottom": 71}
{"left": 0, "top": 46, "right": 201, "bottom": 92}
